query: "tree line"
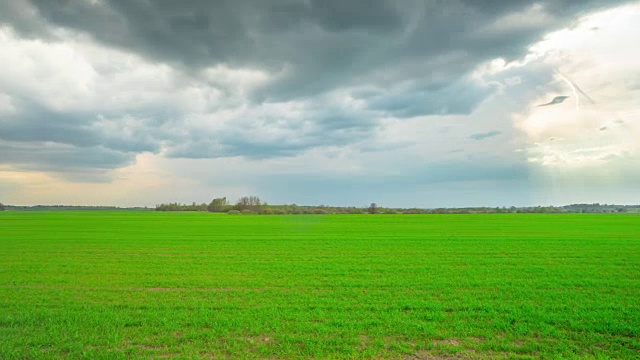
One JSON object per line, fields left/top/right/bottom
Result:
{"left": 154, "top": 198, "right": 640, "bottom": 215}
{"left": 156, "top": 198, "right": 384, "bottom": 214}
{"left": 2, "top": 200, "right": 638, "bottom": 214}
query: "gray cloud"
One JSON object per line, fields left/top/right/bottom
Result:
{"left": 0, "top": 0, "right": 634, "bottom": 179}
{"left": 0, "top": 97, "right": 171, "bottom": 152}
{"left": 5, "top": 0, "right": 631, "bottom": 100}
{"left": 0, "top": 141, "right": 134, "bottom": 181}
{"left": 0, "top": 95, "right": 177, "bottom": 176}
{"left": 470, "top": 130, "right": 502, "bottom": 141}
{"left": 365, "top": 78, "right": 497, "bottom": 118}
{"left": 166, "top": 102, "right": 378, "bottom": 159}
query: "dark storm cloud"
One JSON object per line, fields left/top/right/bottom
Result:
{"left": 15, "top": 0, "right": 407, "bottom": 69}
{"left": 7, "top": 0, "right": 631, "bottom": 100}
{"left": 0, "top": 0, "right": 633, "bottom": 171}
{"left": 0, "top": 98, "right": 175, "bottom": 176}
{"left": 0, "top": 99, "right": 165, "bottom": 154}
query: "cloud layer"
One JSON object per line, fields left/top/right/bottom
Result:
{"left": 0, "top": 0, "right": 638, "bottom": 206}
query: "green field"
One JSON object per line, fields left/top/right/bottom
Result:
{"left": 1, "top": 212, "right": 638, "bottom": 359}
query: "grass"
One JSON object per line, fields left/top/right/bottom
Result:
{"left": 0, "top": 211, "right": 638, "bottom": 359}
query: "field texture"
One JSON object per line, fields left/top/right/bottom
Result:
{"left": 0, "top": 212, "right": 639, "bottom": 359}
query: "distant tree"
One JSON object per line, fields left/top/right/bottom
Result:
{"left": 368, "top": 203, "right": 378, "bottom": 214}
{"left": 235, "top": 196, "right": 263, "bottom": 211}
{"left": 155, "top": 202, "right": 206, "bottom": 211}
{"left": 0, "top": 202, "right": 5, "bottom": 211}
{"left": 207, "top": 197, "right": 228, "bottom": 212}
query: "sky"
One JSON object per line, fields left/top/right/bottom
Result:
{"left": 0, "top": 0, "right": 639, "bottom": 208}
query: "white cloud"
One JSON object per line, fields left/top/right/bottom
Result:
{"left": 493, "top": 3, "right": 640, "bottom": 168}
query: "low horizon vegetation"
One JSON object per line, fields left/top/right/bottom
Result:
{"left": 3, "top": 199, "right": 640, "bottom": 214}
{"left": 153, "top": 196, "right": 640, "bottom": 214}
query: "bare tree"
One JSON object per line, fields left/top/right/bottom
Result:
{"left": 236, "top": 196, "right": 263, "bottom": 211}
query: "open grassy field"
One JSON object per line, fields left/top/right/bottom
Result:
{"left": 0, "top": 212, "right": 638, "bottom": 359}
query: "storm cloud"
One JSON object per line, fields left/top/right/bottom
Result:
{"left": 1, "top": 0, "right": 632, "bottom": 162}
{"left": 0, "top": 0, "right": 638, "bottom": 206}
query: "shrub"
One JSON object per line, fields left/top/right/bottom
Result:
{"left": 227, "top": 210, "right": 241, "bottom": 215}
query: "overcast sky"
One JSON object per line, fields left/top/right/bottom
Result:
{"left": 1, "top": 0, "right": 639, "bottom": 207}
